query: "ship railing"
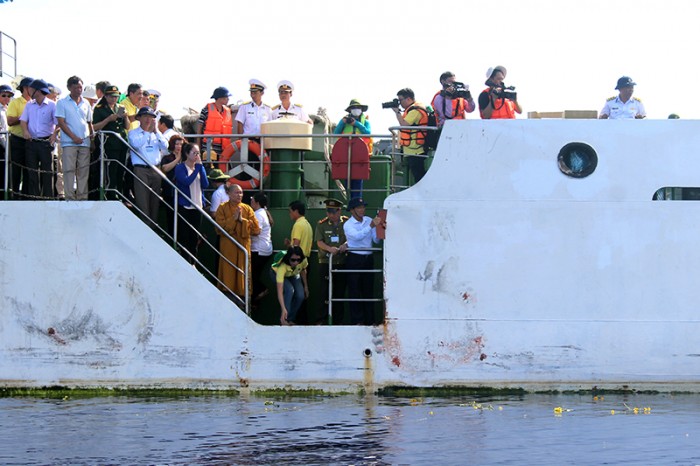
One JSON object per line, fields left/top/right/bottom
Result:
{"left": 0, "top": 31, "right": 18, "bottom": 79}
{"left": 326, "top": 247, "right": 384, "bottom": 325}
{"left": 95, "top": 131, "right": 252, "bottom": 314}
{"left": 190, "top": 131, "right": 413, "bottom": 198}
{"left": 387, "top": 125, "right": 439, "bottom": 191}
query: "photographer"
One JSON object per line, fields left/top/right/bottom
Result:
{"left": 431, "top": 71, "right": 476, "bottom": 127}
{"left": 390, "top": 88, "right": 429, "bottom": 183}
{"left": 479, "top": 65, "right": 522, "bottom": 119}
{"left": 334, "top": 99, "right": 372, "bottom": 199}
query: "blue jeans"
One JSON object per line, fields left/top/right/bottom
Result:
{"left": 270, "top": 269, "right": 305, "bottom": 322}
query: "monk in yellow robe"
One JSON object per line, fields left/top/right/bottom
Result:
{"left": 215, "top": 184, "right": 261, "bottom": 299}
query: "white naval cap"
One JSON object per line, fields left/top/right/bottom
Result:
{"left": 277, "top": 80, "right": 294, "bottom": 92}
{"left": 82, "top": 84, "right": 98, "bottom": 99}
{"left": 249, "top": 79, "right": 266, "bottom": 91}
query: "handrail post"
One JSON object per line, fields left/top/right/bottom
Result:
{"left": 3, "top": 134, "right": 8, "bottom": 200}
{"left": 346, "top": 136, "right": 352, "bottom": 199}
{"left": 328, "top": 253, "right": 334, "bottom": 325}
{"left": 98, "top": 132, "right": 106, "bottom": 200}
{"left": 172, "top": 190, "right": 179, "bottom": 249}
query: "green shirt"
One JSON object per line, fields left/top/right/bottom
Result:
{"left": 315, "top": 216, "right": 348, "bottom": 264}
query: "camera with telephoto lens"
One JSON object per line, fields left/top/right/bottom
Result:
{"left": 343, "top": 115, "right": 355, "bottom": 124}
{"left": 494, "top": 85, "right": 517, "bottom": 100}
{"left": 446, "top": 81, "right": 472, "bottom": 100}
{"left": 382, "top": 98, "right": 401, "bottom": 109}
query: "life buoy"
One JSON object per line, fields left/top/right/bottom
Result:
{"left": 218, "top": 139, "right": 271, "bottom": 189}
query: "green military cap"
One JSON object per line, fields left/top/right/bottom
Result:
{"left": 324, "top": 198, "right": 344, "bottom": 209}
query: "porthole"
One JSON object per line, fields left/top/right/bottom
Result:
{"left": 558, "top": 142, "right": 598, "bottom": 178}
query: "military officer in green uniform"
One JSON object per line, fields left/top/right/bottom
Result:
{"left": 315, "top": 198, "right": 349, "bottom": 324}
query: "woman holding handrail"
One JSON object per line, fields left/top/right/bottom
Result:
{"left": 174, "top": 142, "right": 208, "bottom": 264}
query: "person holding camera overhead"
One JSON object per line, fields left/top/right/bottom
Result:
{"left": 431, "top": 71, "right": 476, "bottom": 127}
{"left": 333, "top": 99, "right": 372, "bottom": 199}
{"left": 479, "top": 65, "right": 522, "bottom": 119}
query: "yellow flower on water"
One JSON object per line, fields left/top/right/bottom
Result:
{"left": 498, "top": 406, "right": 504, "bottom": 411}
{"left": 633, "top": 407, "right": 639, "bottom": 415}
{"left": 643, "top": 407, "right": 652, "bottom": 414}
{"left": 553, "top": 407, "right": 563, "bottom": 414}
{"left": 429, "top": 411, "right": 434, "bottom": 416}
{"left": 610, "top": 409, "right": 615, "bottom": 415}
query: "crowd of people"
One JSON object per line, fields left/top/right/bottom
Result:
{"left": 0, "top": 68, "right": 657, "bottom": 325}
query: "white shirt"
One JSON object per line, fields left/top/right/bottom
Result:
{"left": 272, "top": 102, "right": 310, "bottom": 123}
{"left": 161, "top": 128, "right": 178, "bottom": 154}
{"left": 252, "top": 207, "right": 273, "bottom": 256}
{"left": 235, "top": 101, "right": 272, "bottom": 135}
{"left": 343, "top": 215, "right": 379, "bottom": 255}
{"left": 600, "top": 96, "right": 646, "bottom": 119}
{"left": 210, "top": 183, "right": 227, "bottom": 214}
{"left": 128, "top": 127, "right": 167, "bottom": 166}
{"left": 185, "top": 164, "right": 203, "bottom": 209}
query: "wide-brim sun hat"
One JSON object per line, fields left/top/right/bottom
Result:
{"left": 345, "top": 98, "right": 368, "bottom": 113}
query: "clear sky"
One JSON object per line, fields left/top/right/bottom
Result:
{"left": 1, "top": 0, "right": 697, "bottom": 132}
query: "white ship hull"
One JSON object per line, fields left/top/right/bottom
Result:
{"left": 2, "top": 119, "right": 699, "bottom": 393}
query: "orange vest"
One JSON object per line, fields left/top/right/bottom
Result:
{"left": 431, "top": 92, "right": 466, "bottom": 125}
{"left": 399, "top": 105, "right": 428, "bottom": 147}
{"left": 479, "top": 89, "right": 516, "bottom": 119}
{"left": 203, "top": 103, "right": 233, "bottom": 148}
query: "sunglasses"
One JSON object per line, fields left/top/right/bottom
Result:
{"left": 0, "top": 93, "right": 12, "bottom": 98}
{"left": 326, "top": 208, "right": 339, "bottom": 213}
{"left": 289, "top": 257, "right": 301, "bottom": 263}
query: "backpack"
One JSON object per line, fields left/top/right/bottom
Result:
{"left": 423, "top": 106, "right": 439, "bottom": 151}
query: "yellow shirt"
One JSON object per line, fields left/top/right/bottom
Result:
{"left": 273, "top": 258, "right": 309, "bottom": 283}
{"left": 6, "top": 96, "right": 27, "bottom": 137}
{"left": 122, "top": 98, "right": 140, "bottom": 130}
{"left": 291, "top": 216, "right": 313, "bottom": 257}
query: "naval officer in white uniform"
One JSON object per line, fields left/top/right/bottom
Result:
{"left": 599, "top": 76, "right": 646, "bottom": 119}
{"left": 235, "top": 79, "right": 272, "bottom": 136}
{"left": 271, "top": 80, "right": 312, "bottom": 124}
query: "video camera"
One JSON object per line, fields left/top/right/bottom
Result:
{"left": 445, "top": 81, "right": 472, "bottom": 100}
{"left": 382, "top": 98, "right": 401, "bottom": 109}
{"left": 493, "top": 85, "right": 517, "bottom": 101}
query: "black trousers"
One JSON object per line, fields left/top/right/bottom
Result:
{"left": 9, "top": 134, "right": 27, "bottom": 198}
{"left": 25, "top": 139, "right": 54, "bottom": 199}
{"left": 177, "top": 207, "right": 202, "bottom": 264}
{"left": 317, "top": 261, "right": 347, "bottom": 325}
{"left": 252, "top": 251, "right": 272, "bottom": 299}
{"left": 345, "top": 253, "right": 375, "bottom": 325}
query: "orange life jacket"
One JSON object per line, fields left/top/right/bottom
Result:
{"left": 479, "top": 89, "right": 515, "bottom": 119}
{"left": 399, "top": 104, "right": 428, "bottom": 147}
{"left": 340, "top": 113, "right": 373, "bottom": 154}
{"left": 203, "top": 103, "right": 233, "bottom": 148}
{"left": 431, "top": 92, "right": 466, "bottom": 125}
